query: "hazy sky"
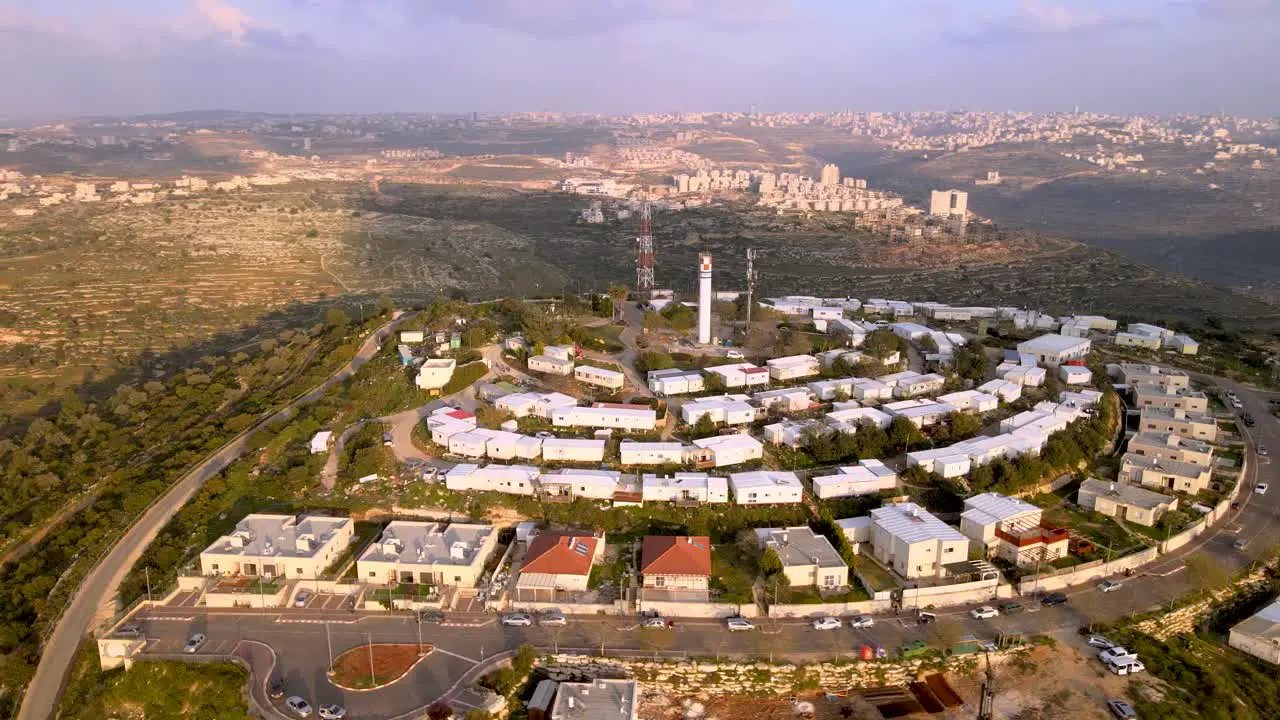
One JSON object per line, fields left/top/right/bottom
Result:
{"left": 2, "top": 0, "right": 1278, "bottom": 118}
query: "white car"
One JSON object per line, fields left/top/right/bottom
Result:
{"left": 285, "top": 697, "right": 313, "bottom": 718}
{"left": 182, "top": 633, "right": 206, "bottom": 654}
{"left": 970, "top": 606, "right": 999, "bottom": 619}
{"left": 1099, "top": 647, "right": 1135, "bottom": 664}
{"left": 539, "top": 612, "right": 568, "bottom": 626}
{"left": 1256, "top": 483, "right": 1269, "bottom": 495}
{"left": 811, "top": 616, "right": 842, "bottom": 631}
{"left": 318, "top": 705, "right": 346, "bottom": 720}
{"left": 726, "top": 617, "right": 755, "bottom": 632}
{"left": 641, "top": 617, "right": 671, "bottom": 629}
{"left": 1087, "top": 635, "right": 1117, "bottom": 649}
{"left": 849, "top": 615, "right": 874, "bottom": 629}
{"left": 1107, "top": 656, "right": 1146, "bottom": 675}
{"left": 1258, "top": 446, "right": 1269, "bottom": 457}
{"left": 1098, "top": 580, "right": 1124, "bottom": 593}
{"left": 501, "top": 613, "right": 533, "bottom": 627}
{"left": 726, "top": 350, "right": 745, "bottom": 359}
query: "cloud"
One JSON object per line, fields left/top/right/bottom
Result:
{"left": 1179, "top": 0, "right": 1280, "bottom": 16}
{"left": 194, "top": 0, "right": 256, "bottom": 44}
{"left": 345, "top": 0, "right": 793, "bottom": 37}
{"left": 948, "top": 1, "right": 1156, "bottom": 45}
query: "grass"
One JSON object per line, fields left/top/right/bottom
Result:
{"left": 58, "top": 643, "right": 253, "bottom": 720}
{"left": 775, "top": 584, "right": 871, "bottom": 604}
{"left": 442, "top": 360, "right": 488, "bottom": 395}
{"left": 587, "top": 547, "right": 631, "bottom": 590}
{"left": 851, "top": 555, "right": 898, "bottom": 593}
{"left": 711, "top": 544, "right": 758, "bottom": 604}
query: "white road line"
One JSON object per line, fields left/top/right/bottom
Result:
{"left": 431, "top": 647, "right": 480, "bottom": 664}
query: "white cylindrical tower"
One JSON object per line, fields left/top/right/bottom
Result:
{"left": 698, "top": 253, "right": 712, "bottom": 345}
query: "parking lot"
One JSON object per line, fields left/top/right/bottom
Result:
{"left": 292, "top": 590, "right": 359, "bottom": 611}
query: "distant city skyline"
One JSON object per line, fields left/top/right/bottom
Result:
{"left": 1, "top": 0, "right": 1279, "bottom": 119}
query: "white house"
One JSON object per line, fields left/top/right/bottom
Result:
{"left": 691, "top": 434, "right": 764, "bottom": 467}
{"left": 427, "top": 407, "right": 478, "bottom": 445}
{"left": 415, "top": 358, "right": 457, "bottom": 391}
{"left": 704, "top": 362, "right": 771, "bottom": 389}
{"left": 540, "top": 438, "right": 607, "bottom": 463}
{"left": 681, "top": 394, "right": 758, "bottom": 426}
{"left": 826, "top": 405, "right": 893, "bottom": 431}
{"left": 640, "top": 473, "right": 730, "bottom": 504}
{"left": 1001, "top": 366, "right": 1047, "bottom": 387}
{"left": 619, "top": 441, "right": 687, "bottom": 466}
{"left": 977, "top": 378, "right": 1023, "bottom": 403}
{"left": 309, "top": 431, "right": 333, "bottom": 455}
{"left": 852, "top": 378, "right": 893, "bottom": 402}
{"left": 575, "top": 364, "right": 626, "bottom": 390}
{"left": 399, "top": 330, "right": 426, "bottom": 344}
{"left": 762, "top": 419, "right": 829, "bottom": 448}
{"left": 883, "top": 399, "right": 958, "bottom": 428}
{"left": 537, "top": 469, "right": 620, "bottom": 500}
{"left": 752, "top": 387, "right": 814, "bottom": 413}
{"left": 445, "top": 464, "right": 540, "bottom": 495}
{"left": 809, "top": 376, "right": 857, "bottom": 401}
{"left": 357, "top": 522, "right": 498, "bottom": 587}
{"left": 1016, "top": 334, "right": 1092, "bottom": 367}
{"left": 729, "top": 471, "right": 804, "bottom": 505}
{"left": 495, "top": 391, "right": 578, "bottom": 419}
{"left": 647, "top": 368, "right": 705, "bottom": 395}
{"left": 811, "top": 460, "right": 898, "bottom": 499}
{"left": 1059, "top": 365, "right": 1093, "bottom": 385}
{"left": 937, "top": 390, "right": 998, "bottom": 414}
{"left": 552, "top": 405, "right": 657, "bottom": 431}
{"left": 766, "top": 354, "right": 820, "bottom": 382}
{"left": 869, "top": 503, "right": 970, "bottom": 580}
{"left": 959, "top": 492, "right": 1067, "bottom": 567}
{"left": 528, "top": 354, "right": 575, "bottom": 376}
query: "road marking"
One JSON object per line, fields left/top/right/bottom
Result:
{"left": 431, "top": 647, "right": 480, "bottom": 664}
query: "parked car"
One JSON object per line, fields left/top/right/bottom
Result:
{"left": 998, "top": 602, "right": 1025, "bottom": 615}
{"left": 1099, "top": 647, "right": 1135, "bottom": 664}
{"left": 970, "top": 606, "right": 999, "bottom": 619}
{"left": 1087, "top": 635, "right": 1117, "bottom": 649}
{"left": 1257, "top": 446, "right": 1269, "bottom": 457}
{"left": 1040, "top": 592, "right": 1069, "bottom": 607}
{"left": 382, "top": 432, "right": 394, "bottom": 446}
{"left": 1256, "top": 483, "right": 1269, "bottom": 496}
{"left": 285, "top": 696, "right": 313, "bottom": 718}
{"left": 268, "top": 678, "right": 287, "bottom": 699}
{"left": 182, "top": 633, "right": 206, "bottom": 654}
{"left": 1107, "top": 699, "right": 1138, "bottom": 719}
{"left": 539, "top": 612, "right": 568, "bottom": 627}
{"left": 417, "top": 610, "right": 445, "bottom": 624}
{"left": 293, "top": 590, "right": 312, "bottom": 608}
{"left": 726, "top": 617, "right": 755, "bottom": 632}
{"left": 319, "top": 704, "right": 346, "bottom": 719}
{"left": 1098, "top": 580, "right": 1124, "bottom": 593}
{"left": 501, "top": 613, "right": 533, "bottom": 627}
{"left": 1234, "top": 537, "right": 1250, "bottom": 550}
{"left": 811, "top": 616, "right": 842, "bottom": 631}
{"left": 849, "top": 615, "right": 875, "bottom": 629}
{"left": 1107, "top": 656, "right": 1146, "bottom": 675}
{"left": 917, "top": 611, "right": 937, "bottom": 624}
{"left": 641, "top": 617, "right": 671, "bottom": 629}
{"left": 725, "top": 350, "right": 745, "bottom": 360}
{"left": 1243, "top": 415, "right": 1256, "bottom": 427}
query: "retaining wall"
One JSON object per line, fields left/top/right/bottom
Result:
{"left": 1017, "top": 547, "right": 1159, "bottom": 595}
{"left": 637, "top": 600, "right": 760, "bottom": 619}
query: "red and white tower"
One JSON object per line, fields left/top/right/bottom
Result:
{"left": 635, "top": 200, "right": 655, "bottom": 294}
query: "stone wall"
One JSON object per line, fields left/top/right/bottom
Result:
{"left": 1017, "top": 547, "right": 1159, "bottom": 595}
{"left": 544, "top": 650, "right": 1010, "bottom": 697}
{"left": 1134, "top": 563, "right": 1276, "bottom": 641}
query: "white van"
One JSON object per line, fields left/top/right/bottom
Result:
{"left": 1107, "top": 656, "right": 1146, "bottom": 675}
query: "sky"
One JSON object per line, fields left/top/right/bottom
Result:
{"left": 1, "top": 0, "right": 1278, "bottom": 118}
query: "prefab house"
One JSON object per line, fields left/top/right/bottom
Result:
{"left": 540, "top": 438, "right": 607, "bottom": 463}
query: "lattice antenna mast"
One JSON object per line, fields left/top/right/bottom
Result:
{"left": 636, "top": 200, "right": 655, "bottom": 294}
{"left": 745, "top": 248, "right": 758, "bottom": 325}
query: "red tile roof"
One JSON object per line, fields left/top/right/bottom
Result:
{"left": 446, "top": 410, "right": 474, "bottom": 420}
{"left": 640, "top": 536, "right": 712, "bottom": 577}
{"left": 521, "top": 533, "right": 599, "bottom": 576}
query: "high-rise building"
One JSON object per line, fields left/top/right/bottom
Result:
{"left": 820, "top": 163, "right": 840, "bottom": 186}
{"left": 929, "top": 189, "right": 968, "bottom": 219}
{"left": 698, "top": 254, "right": 713, "bottom": 345}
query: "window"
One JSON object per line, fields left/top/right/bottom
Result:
{"left": 296, "top": 567, "right": 304, "bottom": 575}
{"left": 945, "top": 547, "right": 954, "bottom": 554}
{"left": 654, "top": 576, "right": 665, "bottom": 587}
{"left": 211, "top": 563, "right": 219, "bottom": 571}
{"left": 453, "top": 576, "right": 461, "bottom": 583}
{"left": 368, "top": 571, "right": 376, "bottom": 578}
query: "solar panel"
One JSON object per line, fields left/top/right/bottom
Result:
{"left": 572, "top": 541, "right": 589, "bottom": 555}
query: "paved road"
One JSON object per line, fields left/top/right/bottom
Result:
{"left": 18, "top": 314, "right": 411, "bottom": 720}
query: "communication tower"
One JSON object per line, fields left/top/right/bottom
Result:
{"left": 636, "top": 201, "right": 655, "bottom": 293}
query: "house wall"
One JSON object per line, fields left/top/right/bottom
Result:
{"left": 642, "top": 574, "right": 710, "bottom": 592}
{"left": 1229, "top": 630, "right": 1280, "bottom": 665}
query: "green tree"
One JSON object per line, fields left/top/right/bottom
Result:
{"left": 325, "top": 308, "right": 350, "bottom": 329}
{"left": 759, "top": 547, "right": 784, "bottom": 576}
{"left": 888, "top": 416, "right": 921, "bottom": 452}
{"left": 953, "top": 341, "right": 989, "bottom": 381}
{"left": 948, "top": 411, "right": 982, "bottom": 441}
{"left": 377, "top": 296, "right": 396, "bottom": 317}
{"left": 692, "top": 413, "right": 717, "bottom": 438}
{"left": 606, "top": 284, "right": 629, "bottom": 320}
{"left": 635, "top": 351, "right": 675, "bottom": 373}
{"left": 642, "top": 311, "right": 665, "bottom": 331}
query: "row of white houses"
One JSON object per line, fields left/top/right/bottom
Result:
{"left": 443, "top": 464, "right": 804, "bottom": 505}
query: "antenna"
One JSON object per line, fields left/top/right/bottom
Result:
{"left": 745, "top": 248, "right": 757, "bottom": 325}
{"left": 636, "top": 199, "right": 655, "bottom": 294}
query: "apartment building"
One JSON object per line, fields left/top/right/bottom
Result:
{"left": 1111, "top": 363, "right": 1191, "bottom": 392}
{"left": 1120, "top": 454, "right": 1212, "bottom": 494}
{"left": 959, "top": 493, "right": 1067, "bottom": 567}
{"left": 199, "top": 514, "right": 354, "bottom": 580}
{"left": 1127, "top": 432, "right": 1214, "bottom": 467}
{"left": 1015, "top": 334, "right": 1092, "bottom": 367}
{"left": 1139, "top": 407, "right": 1218, "bottom": 442}
{"left": 1132, "top": 384, "right": 1209, "bottom": 414}
{"left": 357, "top": 522, "right": 498, "bottom": 587}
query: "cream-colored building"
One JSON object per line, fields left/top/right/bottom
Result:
{"left": 640, "top": 536, "right": 712, "bottom": 592}
{"left": 199, "top": 514, "right": 354, "bottom": 580}
{"left": 1077, "top": 478, "right": 1177, "bottom": 527}
{"left": 930, "top": 189, "right": 968, "bottom": 219}
{"left": 415, "top": 358, "right": 456, "bottom": 391}
{"left": 1229, "top": 599, "right": 1280, "bottom": 665}
{"left": 357, "top": 522, "right": 498, "bottom": 587}
{"left": 1140, "top": 407, "right": 1217, "bottom": 442}
{"left": 528, "top": 354, "right": 575, "bottom": 376}
{"left": 1132, "top": 383, "right": 1209, "bottom": 414}
{"left": 754, "top": 527, "right": 848, "bottom": 590}
{"left": 1127, "top": 431, "right": 1214, "bottom": 467}
{"left": 574, "top": 364, "right": 626, "bottom": 390}
{"left": 1120, "top": 453, "right": 1212, "bottom": 494}
{"left": 870, "top": 503, "right": 969, "bottom": 580}
{"left": 1111, "top": 363, "right": 1190, "bottom": 392}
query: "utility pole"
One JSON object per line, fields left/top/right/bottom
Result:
{"left": 144, "top": 567, "right": 152, "bottom": 605}
{"left": 745, "top": 248, "right": 757, "bottom": 326}
{"left": 325, "top": 622, "right": 334, "bottom": 674}
{"left": 367, "top": 632, "right": 376, "bottom": 688}
{"left": 977, "top": 652, "right": 995, "bottom": 720}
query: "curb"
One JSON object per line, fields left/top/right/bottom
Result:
{"left": 327, "top": 644, "right": 435, "bottom": 693}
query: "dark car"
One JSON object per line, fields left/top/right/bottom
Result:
{"left": 999, "top": 601, "right": 1025, "bottom": 615}
{"left": 1041, "top": 592, "right": 1069, "bottom": 606}
{"left": 417, "top": 610, "right": 445, "bottom": 624}
{"left": 1107, "top": 698, "right": 1137, "bottom": 719}
{"left": 268, "top": 678, "right": 287, "bottom": 699}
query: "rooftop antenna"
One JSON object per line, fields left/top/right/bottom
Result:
{"left": 745, "top": 247, "right": 758, "bottom": 325}
{"left": 636, "top": 199, "right": 655, "bottom": 294}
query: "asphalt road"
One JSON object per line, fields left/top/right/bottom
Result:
{"left": 19, "top": 314, "right": 411, "bottom": 720}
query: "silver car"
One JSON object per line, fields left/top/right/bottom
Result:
{"left": 285, "top": 696, "right": 313, "bottom": 718}
{"left": 726, "top": 617, "right": 754, "bottom": 632}
{"left": 849, "top": 615, "right": 874, "bottom": 629}
{"left": 539, "top": 612, "right": 568, "bottom": 626}
{"left": 501, "top": 613, "right": 533, "bottom": 627}
{"left": 182, "top": 633, "right": 206, "bottom": 654}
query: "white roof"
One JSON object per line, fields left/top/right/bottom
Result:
{"left": 962, "top": 492, "right": 1041, "bottom": 527}
{"left": 871, "top": 503, "right": 966, "bottom": 544}
{"left": 576, "top": 365, "right": 625, "bottom": 379}
{"left": 620, "top": 441, "right": 685, "bottom": 452}
{"left": 360, "top": 521, "right": 494, "bottom": 567}
{"left": 1018, "top": 334, "right": 1090, "bottom": 354}
{"left": 728, "top": 470, "right": 802, "bottom": 490}
{"left": 648, "top": 368, "right": 702, "bottom": 381}
{"left": 766, "top": 354, "right": 818, "bottom": 369}
{"left": 541, "top": 437, "right": 608, "bottom": 449}
{"left": 692, "top": 434, "right": 763, "bottom": 451}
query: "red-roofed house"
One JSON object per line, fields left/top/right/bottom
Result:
{"left": 640, "top": 536, "right": 711, "bottom": 592}
{"left": 515, "top": 532, "right": 605, "bottom": 600}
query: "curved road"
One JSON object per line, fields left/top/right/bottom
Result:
{"left": 18, "top": 314, "right": 410, "bottom": 720}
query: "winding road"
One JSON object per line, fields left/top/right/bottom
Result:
{"left": 18, "top": 314, "right": 411, "bottom": 720}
